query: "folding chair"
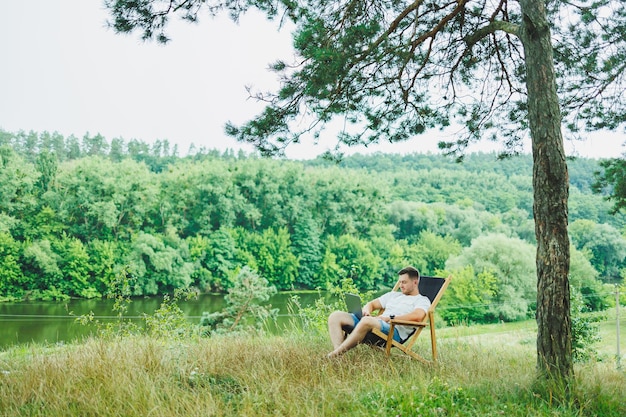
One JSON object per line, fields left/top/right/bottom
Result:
{"left": 370, "top": 275, "right": 452, "bottom": 363}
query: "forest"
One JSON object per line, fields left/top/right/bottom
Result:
{"left": 1, "top": 128, "right": 624, "bottom": 325}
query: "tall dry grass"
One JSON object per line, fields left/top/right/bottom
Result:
{"left": 1, "top": 331, "right": 624, "bottom": 417}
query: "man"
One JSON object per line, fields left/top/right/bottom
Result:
{"left": 327, "top": 266, "right": 431, "bottom": 358}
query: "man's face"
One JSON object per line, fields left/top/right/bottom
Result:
{"left": 398, "top": 273, "right": 418, "bottom": 295}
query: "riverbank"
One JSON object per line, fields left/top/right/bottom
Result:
{"left": 1, "top": 328, "right": 624, "bottom": 416}
{"left": 0, "top": 290, "right": 327, "bottom": 349}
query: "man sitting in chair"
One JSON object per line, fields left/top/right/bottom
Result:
{"left": 327, "top": 266, "right": 431, "bottom": 358}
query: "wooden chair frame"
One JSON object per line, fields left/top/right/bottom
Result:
{"left": 370, "top": 275, "right": 452, "bottom": 363}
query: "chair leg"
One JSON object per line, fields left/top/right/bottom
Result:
{"left": 429, "top": 313, "right": 437, "bottom": 361}
{"left": 385, "top": 324, "right": 395, "bottom": 356}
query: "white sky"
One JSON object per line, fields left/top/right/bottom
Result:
{"left": 1, "top": 0, "right": 624, "bottom": 160}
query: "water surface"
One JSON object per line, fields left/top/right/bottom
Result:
{"left": 0, "top": 292, "right": 327, "bottom": 349}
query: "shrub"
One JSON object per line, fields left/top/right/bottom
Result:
{"left": 571, "top": 288, "right": 602, "bottom": 363}
{"left": 200, "top": 266, "right": 278, "bottom": 334}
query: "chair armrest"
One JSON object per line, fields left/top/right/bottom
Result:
{"left": 390, "top": 319, "right": 428, "bottom": 327}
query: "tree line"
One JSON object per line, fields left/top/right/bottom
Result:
{"left": 0, "top": 129, "right": 623, "bottom": 324}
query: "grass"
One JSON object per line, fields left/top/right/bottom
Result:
{"left": 595, "top": 318, "right": 625, "bottom": 361}
{"left": 1, "top": 323, "right": 625, "bottom": 417}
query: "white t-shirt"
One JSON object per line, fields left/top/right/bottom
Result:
{"left": 378, "top": 292, "right": 431, "bottom": 341}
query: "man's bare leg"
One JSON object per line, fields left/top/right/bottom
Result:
{"left": 327, "top": 316, "right": 381, "bottom": 358}
{"left": 327, "top": 311, "right": 354, "bottom": 349}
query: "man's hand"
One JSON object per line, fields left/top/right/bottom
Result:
{"left": 362, "top": 298, "right": 383, "bottom": 317}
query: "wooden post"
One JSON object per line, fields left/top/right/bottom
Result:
{"left": 617, "top": 285, "right": 621, "bottom": 370}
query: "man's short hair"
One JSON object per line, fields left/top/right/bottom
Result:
{"left": 398, "top": 266, "right": 420, "bottom": 279}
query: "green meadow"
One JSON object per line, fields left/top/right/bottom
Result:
{"left": 1, "top": 320, "right": 624, "bottom": 417}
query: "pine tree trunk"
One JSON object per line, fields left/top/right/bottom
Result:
{"left": 519, "top": 0, "right": 573, "bottom": 380}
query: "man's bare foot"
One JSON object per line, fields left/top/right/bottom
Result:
{"left": 327, "top": 349, "right": 342, "bottom": 358}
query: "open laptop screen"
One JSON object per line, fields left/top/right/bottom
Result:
{"left": 344, "top": 293, "right": 363, "bottom": 319}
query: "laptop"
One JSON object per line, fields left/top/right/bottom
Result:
{"left": 344, "top": 293, "right": 363, "bottom": 319}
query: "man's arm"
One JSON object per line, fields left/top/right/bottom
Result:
{"left": 362, "top": 298, "right": 383, "bottom": 316}
{"left": 391, "top": 307, "right": 427, "bottom": 323}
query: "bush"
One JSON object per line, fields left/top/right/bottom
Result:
{"left": 571, "top": 288, "right": 602, "bottom": 363}
{"left": 200, "top": 267, "right": 278, "bottom": 334}
{"left": 76, "top": 267, "right": 200, "bottom": 340}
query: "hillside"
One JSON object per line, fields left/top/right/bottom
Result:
{"left": 1, "top": 130, "right": 624, "bottom": 318}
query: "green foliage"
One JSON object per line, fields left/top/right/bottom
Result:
{"left": 325, "top": 234, "right": 382, "bottom": 290}
{"left": 314, "top": 245, "right": 342, "bottom": 290}
{"left": 307, "top": 167, "right": 389, "bottom": 238}
{"left": 76, "top": 267, "right": 140, "bottom": 337}
{"left": 446, "top": 233, "right": 537, "bottom": 321}
{"left": 569, "top": 219, "right": 626, "bottom": 280}
{"left": 287, "top": 278, "right": 373, "bottom": 335}
{"left": 34, "top": 150, "right": 58, "bottom": 194}
{"left": 233, "top": 227, "right": 299, "bottom": 290}
{"left": 200, "top": 267, "right": 278, "bottom": 334}
{"left": 366, "top": 224, "right": 411, "bottom": 286}
{"left": 229, "top": 159, "right": 306, "bottom": 231}
{"left": 199, "top": 229, "right": 239, "bottom": 290}
{"left": 570, "top": 288, "right": 602, "bottom": 363}
{"left": 291, "top": 210, "right": 324, "bottom": 289}
{"left": 77, "top": 268, "right": 200, "bottom": 340}
{"left": 143, "top": 288, "right": 200, "bottom": 340}
{"left": 414, "top": 231, "right": 462, "bottom": 276}
{"left": 21, "top": 239, "right": 65, "bottom": 299}
{"left": 126, "top": 230, "right": 195, "bottom": 296}
{"left": 46, "top": 156, "right": 158, "bottom": 241}
{"left": 0, "top": 129, "right": 623, "bottom": 302}
{"left": 569, "top": 245, "right": 612, "bottom": 311}
{"left": 27, "top": 206, "right": 66, "bottom": 240}
{"left": 439, "top": 266, "right": 498, "bottom": 325}
{"left": 0, "top": 146, "right": 39, "bottom": 236}
{"left": 594, "top": 157, "right": 626, "bottom": 215}
{"left": 53, "top": 235, "right": 96, "bottom": 298}
{"left": 166, "top": 0, "right": 626, "bottom": 165}
{"left": 388, "top": 200, "right": 526, "bottom": 246}
{"left": 0, "top": 232, "right": 24, "bottom": 300}
{"left": 158, "top": 159, "right": 240, "bottom": 236}
{"left": 387, "top": 200, "right": 437, "bottom": 241}
{"left": 87, "top": 239, "right": 123, "bottom": 296}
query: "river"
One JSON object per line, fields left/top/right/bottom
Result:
{"left": 0, "top": 292, "right": 328, "bottom": 350}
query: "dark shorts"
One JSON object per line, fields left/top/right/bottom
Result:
{"left": 351, "top": 313, "right": 402, "bottom": 343}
